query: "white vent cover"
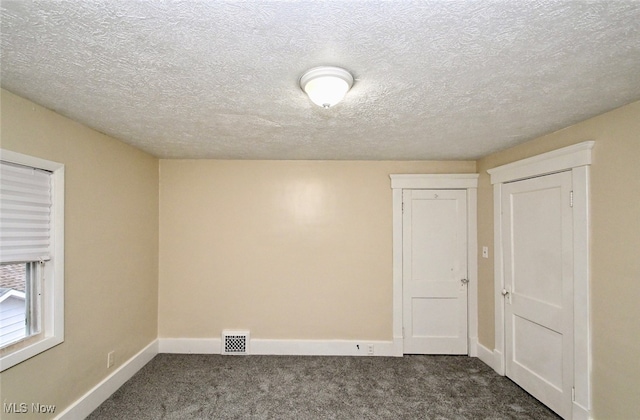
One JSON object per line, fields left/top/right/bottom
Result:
{"left": 221, "top": 330, "right": 250, "bottom": 355}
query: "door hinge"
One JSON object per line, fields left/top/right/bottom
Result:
{"left": 402, "top": 201, "right": 404, "bottom": 213}
{"left": 572, "top": 387, "right": 576, "bottom": 401}
{"left": 570, "top": 190, "right": 574, "bottom": 208}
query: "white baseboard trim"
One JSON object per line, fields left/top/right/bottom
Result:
{"left": 391, "top": 336, "right": 403, "bottom": 357}
{"left": 158, "top": 338, "right": 221, "bottom": 354}
{"left": 55, "top": 339, "right": 158, "bottom": 420}
{"left": 475, "top": 341, "right": 496, "bottom": 371}
{"left": 468, "top": 336, "right": 478, "bottom": 357}
{"left": 251, "top": 338, "right": 400, "bottom": 357}
{"left": 158, "top": 337, "right": 402, "bottom": 357}
{"left": 493, "top": 349, "right": 505, "bottom": 375}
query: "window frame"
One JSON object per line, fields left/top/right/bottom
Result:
{"left": 0, "top": 149, "right": 64, "bottom": 372}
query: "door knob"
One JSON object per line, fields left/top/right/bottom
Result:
{"left": 461, "top": 278, "right": 469, "bottom": 285}
{"left": 501, "top": 288, "right": 511, "bottom": 304}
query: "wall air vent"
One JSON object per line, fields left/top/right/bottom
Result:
{"left": 221, "top": 330, "right": 250, "bottom": 355}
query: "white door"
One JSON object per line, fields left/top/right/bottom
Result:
{"left": 501, "top": 171, "right": 573, "bottom": 418}
{"left": 403, "top": 189, "right": 468, "bottom": 354}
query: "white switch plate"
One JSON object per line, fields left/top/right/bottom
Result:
{"left": 482, "top": 246, "right": 489, "bottom": 259}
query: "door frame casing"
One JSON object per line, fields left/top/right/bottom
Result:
{"left": 488, "top": 141, "right": 593, "bottom": 420}
{"left": 390, "top": 174, "right": 479, "bottom": 357}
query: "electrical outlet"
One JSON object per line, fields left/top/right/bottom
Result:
{"left": 367, "top": 344, "right": 374, "bottom": 355}
{"left": 482, "top": 246, "right": 489, "bottom": 259}
{"left": 107, "top": 351, "right": 115, "bottom": 368}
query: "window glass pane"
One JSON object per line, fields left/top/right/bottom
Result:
{"left": 0, "top": 263, "right": 27, "bottom": 347}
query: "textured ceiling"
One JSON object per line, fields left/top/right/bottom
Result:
{"left": 1, "top": 1, "right": 640, "bottom": 160}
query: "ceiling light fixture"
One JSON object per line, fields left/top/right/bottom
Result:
{"left": 300, "top": 66, "right": 353, "bottom": 108}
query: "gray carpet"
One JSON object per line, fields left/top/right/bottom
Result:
{"left": 88, "top": 354, "right": 560, "bottom": 419}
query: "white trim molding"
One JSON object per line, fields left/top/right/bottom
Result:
{"left": 0, "top": 149, "right": 65, "bottom": 372}
{"left": 56, "top": 340, "right": 158, "bottom": 420}
{"left": 487, "top": 141, "right": 594, "bottom": 185}
{"left": 492, "top": 182, "right": 506, "bottom": 376}
{"left": 474, "top": 340, "right": 496, "bottom": 371}
{"left": 488, "top": 141, "right": 593, "bottom": 419}
{"left": 571, "top": 165, "right": 591, "bottom": 420}
{"left": 391, "top": 174, "right": 479, "bottom": 190}
{"left": 390, "top": 174, "right": 479, "bottom": 356}
{"left": 159, "top": 337, "right": 221, "bottom": 354}
{"left": 158, "top": 338, "right": 401, "bottom": 357}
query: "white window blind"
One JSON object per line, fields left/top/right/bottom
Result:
{"left": 0, "top": 161, "right": 52, "bottom": 264}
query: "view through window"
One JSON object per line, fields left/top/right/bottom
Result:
{"left": 0, "top": 263, "right": 29, "bottom": 347}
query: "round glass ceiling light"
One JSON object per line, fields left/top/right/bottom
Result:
{"left": 300, "top": 66, "right": 354, "bottom": 108}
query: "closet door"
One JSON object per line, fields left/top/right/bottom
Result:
{"left": 501, "top": 171, "right": 574, "bottom": 418}
{"left": 403, "top": 189, "right": 468, "bottom": 354}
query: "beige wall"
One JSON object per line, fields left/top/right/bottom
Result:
{"left": 0, "top": 89, "right": 159, "bottom": 418}
{"left": 159, "top": 160, "right": 475, "bottom": 340}
{"left": 476, "top": 100, "right": 640, "bottom": 419}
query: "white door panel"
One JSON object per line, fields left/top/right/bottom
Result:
{"left": 502, "top": 171, "right": 573, "bottom": 418}
{"left": 403, "top": 189, "right": 468, "bottom": 354}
